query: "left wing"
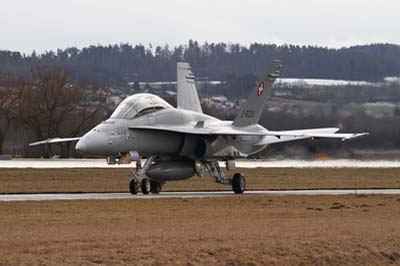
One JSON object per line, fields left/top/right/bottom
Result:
{"left": 29, "top": 137, "right": 81, "bottom": 147}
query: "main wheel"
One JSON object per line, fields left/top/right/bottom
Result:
{"left": 129, "top": 179, "right": 139, "bottom": 194}
{"left": 150, "top": 181, "right": 162, "bottom": 194}
{"left": 232, "top": 173, "right": 246, "bottom": 194}
{"left": 141, "top": 178, "right": 151, "bottom": 194}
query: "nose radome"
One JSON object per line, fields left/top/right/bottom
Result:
{"left": 75, "top": 131, "right": 109, "bottom": 156}
{"left": 75, "top": 139, "right": 87, "bottom": 154}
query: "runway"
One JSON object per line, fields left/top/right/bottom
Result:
{"left": 1, "top": 189, "right": 400, "bottom": 202}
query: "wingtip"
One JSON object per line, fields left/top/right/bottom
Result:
{"left": 342, "top": 132, "right": 369, "bottom": 141}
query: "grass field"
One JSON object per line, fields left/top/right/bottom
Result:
{"left": 1, "top": 168, "right": 400, "bottom": 193}
{"left": 1, "top": 168, "right": 400, "bottom": 265}
{"left": 1, "top": 195, "right": 400, "bottom": 265}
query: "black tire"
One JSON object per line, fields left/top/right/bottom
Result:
{"left": 129, "top": 179, "right": 139, "bottom": 194}
{"left": 141, "top": 179, "right": 151, "bottom": 194}
{"left": 150, "top": 181, "right": 162, "bottom": 194}
{"left": 232, "top": 173, "right": 246, "bottom": 194}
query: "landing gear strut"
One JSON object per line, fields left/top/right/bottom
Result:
{"left": 129, "top": 156, "right": 163, "bottom": 194}
{"left": 205, "top": 161, "right": 246, "bottom": 194}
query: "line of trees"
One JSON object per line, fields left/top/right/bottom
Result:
{"left": 1, "top": 42, "right": 400, "bottom": 86}
{"left": 0, "top": 67, "right": 106, "bottom": 157}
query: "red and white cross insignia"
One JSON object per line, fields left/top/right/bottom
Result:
{"left": 257, "top": 81, "right": 265, "bottom": 96}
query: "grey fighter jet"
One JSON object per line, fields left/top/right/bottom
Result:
{"left": 30, "top": 61, "right": 368, "bottom": 194}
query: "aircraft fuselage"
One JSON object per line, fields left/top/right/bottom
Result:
{"left": 75, "top": 107, "right": 267, "bottom": 161}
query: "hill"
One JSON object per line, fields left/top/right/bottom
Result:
{"left": 1, "top": 42, "right": 400, "bottom": 86}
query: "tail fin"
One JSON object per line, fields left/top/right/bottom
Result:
{"left": 177, "top": 62, "right": 203, "bottom": 113}
{"left": 233, "top": 60, "right": 281, "bottom": 127}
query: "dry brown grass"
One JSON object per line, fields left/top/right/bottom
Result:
{"left": 0, "top": 195, "right": 400, "bottom": 265}
{"left": 1, "top": 168, "right": 400, "bottom": 194}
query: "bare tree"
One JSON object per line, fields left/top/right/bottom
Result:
{"left": 0, "top": 75, "right": 25, "bottom": 154}
{"left": 54, "top": 83, "right": 106, "bottom": 157}
{"left": 18, "top": 66, "right": 106, "bottom": 157}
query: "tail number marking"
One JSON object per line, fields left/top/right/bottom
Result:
{"left": 241, "top": 110, "right": 255, "bottom": 118}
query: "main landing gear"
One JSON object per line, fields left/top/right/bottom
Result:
{"left": 129, "top": 157, "right": 163, "bottom": 195}
{"left": 232, "top": 173, "right": 246, "bottom": 194}
{"left": 205, "top": 161, "right": 246, "bottom": 194}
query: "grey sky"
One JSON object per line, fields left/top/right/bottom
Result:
{"left": 1, "top": 0, "right": 399, "bottom": 54}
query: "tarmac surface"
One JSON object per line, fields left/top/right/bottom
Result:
{"left": 1, "top": 189, "right": 400, "bottom": 202}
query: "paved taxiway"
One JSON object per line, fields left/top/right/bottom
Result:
{"left": 1, "top": 189, "right": 400, "bottom": 202}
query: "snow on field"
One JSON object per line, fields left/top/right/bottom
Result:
{"left": 277, "top": 78, "right": 372, "bottom": 86}
{"left": 1, "top": 159, "right": 400, "bottom": 168}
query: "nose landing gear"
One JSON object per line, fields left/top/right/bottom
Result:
{"left": 129, "top": 157, "right": 163, "bottom": 195}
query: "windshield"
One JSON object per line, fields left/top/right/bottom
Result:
{"left": 111, "top": 93, "right": 172, "bottom": 119}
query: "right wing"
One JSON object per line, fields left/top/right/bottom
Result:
{"left": 261, "top": 128, "right": 369, "bottom": 144}
{"left": 29, "top": 137, "right": 81, "bottom": 147}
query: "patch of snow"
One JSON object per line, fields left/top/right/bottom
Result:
{"left": 2, "top": 159, "right": 400, "bottom": 169}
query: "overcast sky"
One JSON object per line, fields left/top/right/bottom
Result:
{"left": 1, "top": 0, "right": 399, "bottom": 54}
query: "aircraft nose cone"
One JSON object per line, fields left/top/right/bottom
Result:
{"left": 75, "top": 139, "right": 87, "bottom": 155}
{"left": 74, "top": 131, "right": 110, "bottom": 156}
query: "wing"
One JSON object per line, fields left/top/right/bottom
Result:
{"left": 129, "top": 125, "right": 368, "bottom": 141}
{"left": 129, "top": 123, "right": 266, "bottom": 136}
{"left": 29, "top": 137, "right": 81, "bottom": 147}
{"left": 263, "top": 128, "right": 369, "bottom": 144}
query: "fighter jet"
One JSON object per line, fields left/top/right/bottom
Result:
{"left": 30, "top": 61, "right": 368, "bottom": 194}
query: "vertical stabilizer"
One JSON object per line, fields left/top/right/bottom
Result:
{"left": 177, "top": 62, "right": 203, "bottom": 113}
{"left": 233, "top": 60, "right": 282, "bottom": 127}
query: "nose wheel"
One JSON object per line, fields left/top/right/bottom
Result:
{"left": 129, "top": 179, "right": 139, "bottom": 194}
{"left": 130, "top": 178, "right": 163, "bottom": 195}
{"left": 141, "top": 178, "right": 151, "bottom": 194}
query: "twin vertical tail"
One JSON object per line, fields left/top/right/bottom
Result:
{"left": 233, "top": 60, "right": 282, "bottom": 127}
{"left": 177, "top": 62, "right": 203, "bottom": 113}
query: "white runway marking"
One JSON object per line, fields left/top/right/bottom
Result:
{"left": 2, "top": 159, "right": 400, "bottom": 168}
{"left": 1, "top": 189, "right": 400, "bottom": 202}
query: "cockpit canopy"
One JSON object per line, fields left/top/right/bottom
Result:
{"left": 111, "top": 93, "right": 173, "bottom": 119}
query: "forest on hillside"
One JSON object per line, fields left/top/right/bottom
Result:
{"left": 1, "top": 41, "right": 400, "bottom": 86}
{"left": 2, "top": 41, "right": 400, "bottom": 157}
